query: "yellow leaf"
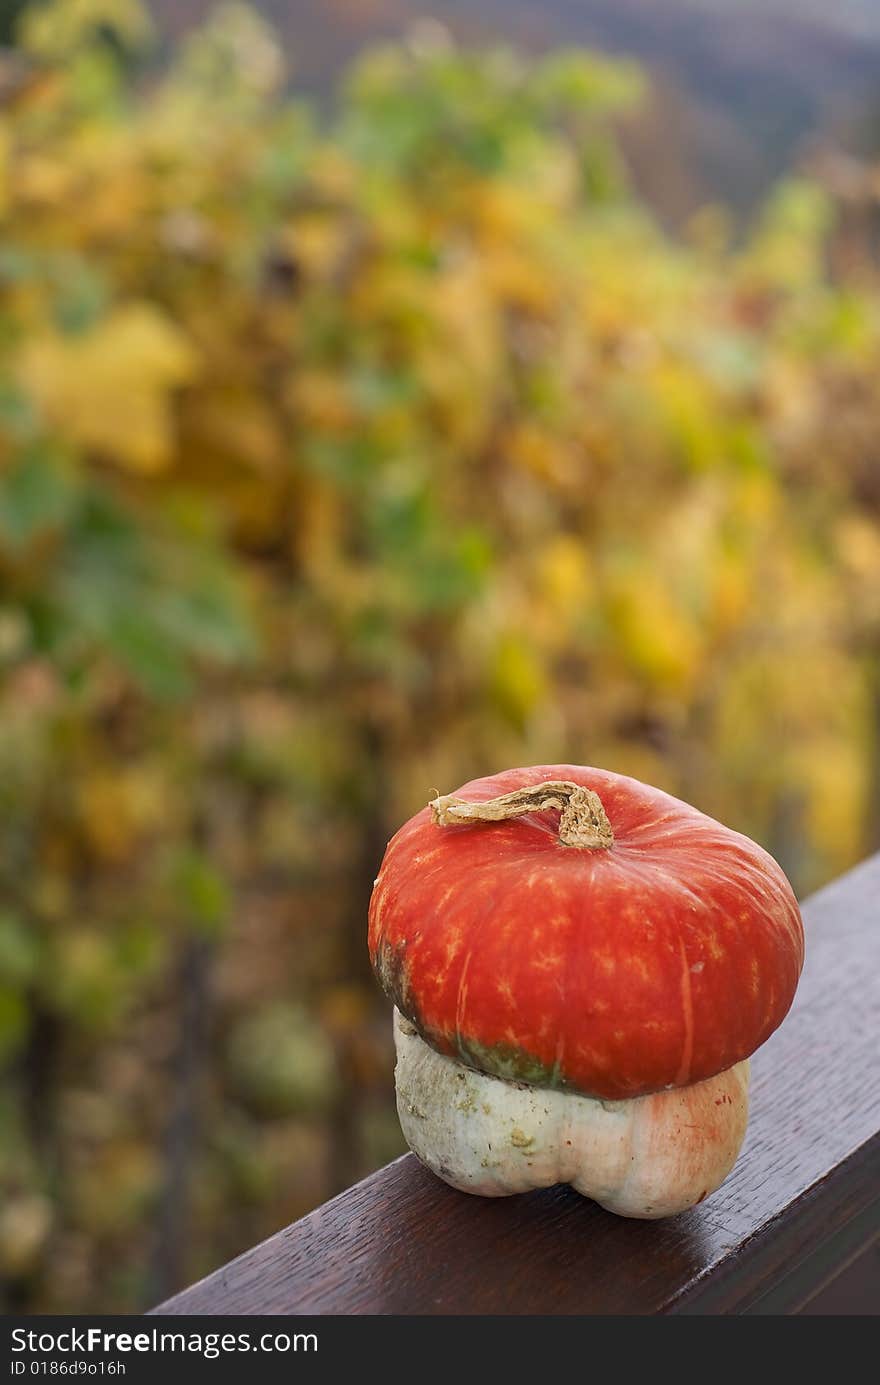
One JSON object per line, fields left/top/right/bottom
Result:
{"left": 20, "top": 305, "right": 198, "bottom": 473}
{"left": 608, "top": 573, "right": 700, "bottom": 691}
{"left": 289, "top": 370, "right": 354, "bottom": 430}
{"left": 483, "top": 247, "right": 556, "bottom": 313}
{"left": 490, "top": 634, "right": 546, "bottom": 725}
{"left": 0, "top": 121, "right": 10, "bottom": 219}
{"left": 507, "top": 422, "right": 578, "bottom": 486}
{"left": 282, "top": 217, "right": 346, "bottom": 277}
{"left": 711, "top": 548, "right": 751, "bottom": 634}
{"left": 835, "top": 515, "right": 880, "bottom": 582}
{"left": 16, "top": 153, "right": 75, "bottom": 207}
{"left": 20, "top": 0, "right": 152, "bottom": 61}
{"left": 0, "top": 1196, "right": 53, "bottom": 1277}
{"left": 538, "top": 536, "right": 594, "bottom": 612}
{"left": 77, "top": 766, "right": 168, "bottom": 862}
{"left": 798, "top": 738, "right": 867, "bottom": 869}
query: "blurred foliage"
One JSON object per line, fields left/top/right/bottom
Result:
{"left": 1, "top": 0, "right": 880, "bottom": 1311}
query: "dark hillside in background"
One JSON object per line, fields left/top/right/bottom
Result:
{"left": 142, "top": 0, "right": 880, "bottom": 221}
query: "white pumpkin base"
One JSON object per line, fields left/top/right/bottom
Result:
{"left": 393, "top": 1008, "right": 749, "bottom": 1218}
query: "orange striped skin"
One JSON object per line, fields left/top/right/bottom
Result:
{"left": 369, "top": 765, "right": 804, "bottom": 1101}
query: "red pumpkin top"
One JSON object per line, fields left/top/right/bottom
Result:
{"left": 368, "top": 765, "right": 804, "bottom": 1100}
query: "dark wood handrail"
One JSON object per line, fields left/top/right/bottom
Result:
{"left": 152, "top": 853, "right": 880, "bottom": 1315}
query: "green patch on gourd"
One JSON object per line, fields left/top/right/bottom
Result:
{"left": 394, "top": 996, "right": 602, "bottom": 1101}
{"left": 374, "top": 936, "right": 419, "bottom": 1024}
{"left": 455, "top": 1034, "right": 567, "bottom": 1092}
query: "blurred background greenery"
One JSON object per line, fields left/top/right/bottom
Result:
{"left": 2, "top": 0, "right": 880, "bottom": 1312}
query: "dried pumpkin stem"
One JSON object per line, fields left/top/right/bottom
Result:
{"left": 429, "top": 780, "right": 614, "bottom": 850}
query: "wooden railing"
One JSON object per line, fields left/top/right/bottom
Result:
{"left": 152, "top": 854, "right": 880, "bottom": 1315}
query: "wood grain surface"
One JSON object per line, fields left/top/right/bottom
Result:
{"left": 153, "top": 853, "right": 880, "bottom": 1315}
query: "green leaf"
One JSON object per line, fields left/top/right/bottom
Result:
{"left": 0, "top": 985, "right": 29, "bottom": 1062}
{"left": 151, "top": 570, "right": 256, "bottom": 664}
{"left": 171, "top": 848, "right": 231, "bottom": 937}
{"left": 0, "top": 382, "right": 38, "bottom": 438}
{"left": 532, "top": 52, "right": 644, "bottom": 117}
{"left": 227, "top": 1003, "right": 338, "bottom": 1116}
{"left": 0, "top": 448, "right": 76, "bottom": 550}
{"left": 0, "top": 912, "right": 40, "bottom": 985}
{"left": 51, "top": 490, "right": 255, "bottom": 697}
{"left": 99, "top": 612, "right": 193, "bottom": 699}
{"left": 52, "top": 263, "right": 110, "bottom": 336}
{"left": 0, "top": 247, "right": 37, "bottom": 283}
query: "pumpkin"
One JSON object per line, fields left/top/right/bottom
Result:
{"left": 369, "top": 765, "right": 804, "bottom": 1217}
